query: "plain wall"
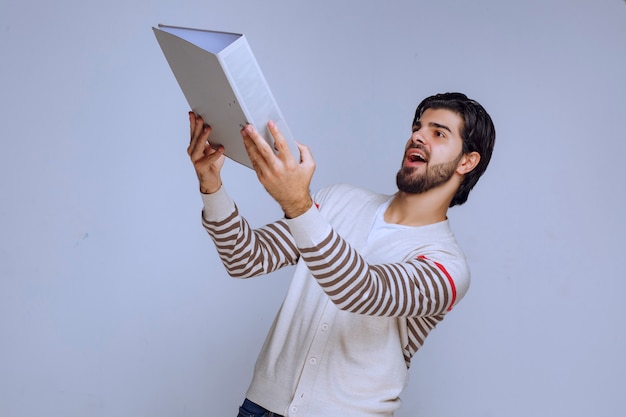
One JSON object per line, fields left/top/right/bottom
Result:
{"left": 1, "top": 0, "right": 625, "bottom": 416}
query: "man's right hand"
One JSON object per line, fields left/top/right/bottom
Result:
{"left": 187, "top": 112, "right": 225, "bottom": 194}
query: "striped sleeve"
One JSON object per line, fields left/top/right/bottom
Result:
{"left": 200, "top": 189, "right": 300, "bottom": 278}
{"left": 287, "top": 206, "right": 461, "bottom": 318}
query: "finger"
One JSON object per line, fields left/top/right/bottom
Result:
{"left": 267, "top": 120, "right": 293, "bottom": 163}
{"left": 189, "top": 111, "right": 194, "bottom": 138}
{"left": 296, "top": 141, "right": 316, "bottom": 169}
{"left": 203, "top": 145, "right": 225, "bottom": 165}
{"left": 189, "top": 123, "right": 212, "bottom": 161}
{"left": 188, "top": 112, "right": 201, "bottom": 150}
{"left": 187, "top": 112, "right": 198, "bottom": 156}
{"left": 189, "top": 111, "right": 198, "bottom": 139}
{"left": 242, "top": 124, "right": 276, "bottom": 166}
{"left": 241, "top": 125, "right": 269, "bottom": 173}
{"left": 188, "top": 116, "right": 204, "bottom": 156}
{"left": 190, "top": 112, "right": 204, "bottom": 142}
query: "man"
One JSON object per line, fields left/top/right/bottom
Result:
{"left": 187, "top": 92, "right": 495, "bottom": 417}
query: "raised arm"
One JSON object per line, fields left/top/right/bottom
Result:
{"left": 200, "top": 188, "right": 300, "bottom": 277}
{"left": 187, "top": 113, "right": 301, "bottom": 277}
{"left": 241, "top": 123, "right": 468, "bottom": 318}
{"left": 285, "top": 205, "right": 468, "bottom": 318}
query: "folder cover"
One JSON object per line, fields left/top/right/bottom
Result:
{"left": 153, "top": 24, "right": 297, "bottom": 169}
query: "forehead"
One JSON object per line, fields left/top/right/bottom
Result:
{"left": 417, "top": 108, "right": 463, "bottom": 136}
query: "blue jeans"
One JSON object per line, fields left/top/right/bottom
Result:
{"left": 237, "top": 398, "right": 284, "bottom": 417}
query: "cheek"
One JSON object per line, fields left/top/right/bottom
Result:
{"left": 452, "top": 138, "right": 465, "bottom": 154}
{"left": 438, "top": 142, "right": 463, "bottom": 160}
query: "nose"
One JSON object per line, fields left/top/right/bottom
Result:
{"left": 410, "top": 129, "right": 426, "bottom": 146}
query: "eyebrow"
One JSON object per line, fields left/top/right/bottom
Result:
{"left": 429, "top": 122, "right": 452, "bottom": 134}
{"left": 413, "top": 121, "right": 453, "bottom": 134}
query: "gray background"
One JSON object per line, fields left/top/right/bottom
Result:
{"left": 1, "top": 0, "right": 625, "bottom": 416}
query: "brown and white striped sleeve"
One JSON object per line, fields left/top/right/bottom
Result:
{"left": 286, "top": 205, "right": 464, "bottom": 318}
{"left": 200, "top": 188, "right": 300, "bottom": 278}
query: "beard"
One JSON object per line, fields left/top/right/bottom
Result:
{"left": 396, "top": 153, "right": 462, "bottom": 194}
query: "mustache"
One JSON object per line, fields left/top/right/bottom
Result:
{"left": 406, "top": 143, "right": 430, "bottom": 159}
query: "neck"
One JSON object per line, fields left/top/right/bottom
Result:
{"left": 385, "top": 188, "right": 452, "bottom": 227}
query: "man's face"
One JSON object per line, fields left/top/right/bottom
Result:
{"left": 396, "top": 108, "right": 465, "bottom": 194}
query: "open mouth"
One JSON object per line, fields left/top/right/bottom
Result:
{"left": 407, "top": 148, "right": 428, "bottom": 163}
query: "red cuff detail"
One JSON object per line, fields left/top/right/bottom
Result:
{"left": 418, "top": 255, "right": 457, "bottom": 311}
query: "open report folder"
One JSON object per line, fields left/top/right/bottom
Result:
{"left": 153, "top": 24, "right": 297, "bottom": 169}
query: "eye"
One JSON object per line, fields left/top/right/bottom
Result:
{"left": 435, "top": 130, "right": 446, "bottom": 138}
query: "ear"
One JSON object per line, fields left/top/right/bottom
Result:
{"left": 456, "top": 151, "right": 480, "bottom": 175}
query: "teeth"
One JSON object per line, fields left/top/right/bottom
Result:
{"left": 409, "top": 152, "right": 425, "bottom": 162}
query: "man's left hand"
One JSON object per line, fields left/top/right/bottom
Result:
{"left": 242, "top": 121, "right": 315, "bottom": 218}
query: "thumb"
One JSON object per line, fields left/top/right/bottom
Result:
{"left": 296, "top": 141, "right": 315, "bottom": 169}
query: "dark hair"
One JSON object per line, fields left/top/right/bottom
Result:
{"left": 413, "top": 92, "right": 496, "bottom": 207}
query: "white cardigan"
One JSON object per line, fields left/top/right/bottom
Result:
{"left": 201, "top": 184, "right": 470, "bottom": 417}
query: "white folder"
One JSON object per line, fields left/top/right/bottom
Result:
{"left": 153, "top": 24, "right": 297, "bottom": 169}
